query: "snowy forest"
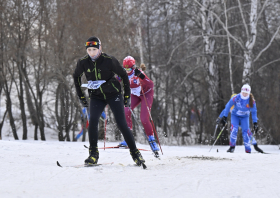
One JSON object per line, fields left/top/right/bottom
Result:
{"left": 0, "top": 0, "right": 280, "bottom": 146}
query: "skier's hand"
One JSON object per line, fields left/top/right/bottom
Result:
{"left": 253, "top": 122, "right": 258, "bottom": 133}
{"left": 124, "top": 95, "right": 131, "bottom": 107}
{"left": 79, "top": 96, "right": 88, "bottom": 107}
{"left": 134, "top": 68, "right": 145, "bottom": 79}
{"left": 220, "top": 116, "right": 227, "bottom": 127}
{"left": 216, "top": 117, "right": 221, "bottom": 125}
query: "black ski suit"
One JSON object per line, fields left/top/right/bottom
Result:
{"left": 73, "top": 53, "right": 136, "bottom": 150}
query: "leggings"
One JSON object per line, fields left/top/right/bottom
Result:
{"left": 88, "top": 93, "right": 136, "bottom": 150}
{"left": 124, "top": 89, "right": 154, "bottom": 136}
{"left": 230, "top": 114, "right": 254, "bottom": 152}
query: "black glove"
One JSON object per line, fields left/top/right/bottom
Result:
{"left": 134, "top": 68, "right": 145, "bottom": 79}
{"left": 79, "top": 96, "right": 88, "bottom": 107}
{"left": 124, "top": 95, "right": 131, "bottom": 107}
{"left": 220, "top": 116, "right": 227, "bottom": 127}
{"left": 216, "top": 117, "right": 221, "bottom": 125}
{"left": 253, "top": 122, "right": 258, "bottom": 133}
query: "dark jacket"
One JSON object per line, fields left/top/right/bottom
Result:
{"left": 73, "top": 53, "right": 130, "bottom": 100}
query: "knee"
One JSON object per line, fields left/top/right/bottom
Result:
{"left": 242, "top": 129, "right": 250, "bottom": 135}
{"left": 140, "top": 116, "right": 150, "bottom": 125}
{"left": 230, "top": 125, "right": 238, "bottom": 133}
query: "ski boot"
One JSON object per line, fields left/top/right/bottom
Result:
{"left": 227, "top": 146, "right": 235, "bottom": 153}
{"left": 148, "top": 135, "right": 160, "bottom": 158}
{"left": 118, "top": 140, "right": 128, "bottom": 147}
{"left": 85, "top": 146, "right": 99, "bottom": 165}
{"left": 253, "top": 144, "right": 264, "bottom": 153}
{"left": 130, "top": 148, "right": 146, "bottom": 167}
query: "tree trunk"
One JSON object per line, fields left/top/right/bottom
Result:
{"left": 242, "top": 0, "right": 257, "bottom": 84}
{"left": 5, "top": 84, "right": 18, "bottom": 140}
{"left": 56, "top": 84, "right": 64, "bottom": 141}
{"left": 0, "top": 110, "right": 8, "bottom": 140}
{"left": 201, "top": 0, "right": 219, "bottom": 112}
{"left": 224, "top": 0, "right": 234, "bottom": 94}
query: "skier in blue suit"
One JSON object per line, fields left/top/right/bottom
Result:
{"left": 217, "top": 94, "right": 263, "bottom": 153}
{"left": 219, "top": 84, "right": 262, "bottom": 153}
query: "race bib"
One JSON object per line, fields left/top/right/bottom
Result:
{"left": 236, "top": 110, "right": 250, "bottom": 116}
{"left": 81, "top": 80, "right": 106, "bottom": 89}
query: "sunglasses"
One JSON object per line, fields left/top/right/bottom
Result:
{"left": 241, "top": 88, "right": 250, "bottom": 92}
{"left": 125, "top": 68, "right": 133, "bottom": 72}
{"left": 85, "top": 41, "right": 99, "bottom": 47}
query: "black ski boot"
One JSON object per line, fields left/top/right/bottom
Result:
{"left": 254, "top": 144, "right": 264, "bottom": 153}
{"left": 227, "top": 146, "right": 235, "bottom": 153}
{"left": 85, "top": 146, "right": 99, "bottom": 165}
{"left": 130, "top": 149, "right": 145, "bottom": 166}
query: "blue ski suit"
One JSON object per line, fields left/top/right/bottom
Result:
{"left": 222, "top": 94, "right": 258, "bottom": 152}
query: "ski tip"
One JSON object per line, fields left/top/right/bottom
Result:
{"left": 154, "top": 154, "right": 161, "bottom": 159}
{"left": 84, "top": 145, "right": 88, "bottom": 149}
{"left": 142, "top": 163, "right": 147, "bottom": 169}
{"left": 57, "top": 161, "right": 62, "bottom": 167}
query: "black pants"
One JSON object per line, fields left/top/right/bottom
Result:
{"left": 88, "top": 93, "right": 136, "bottom": 151}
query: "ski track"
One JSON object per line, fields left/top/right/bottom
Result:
{"left": 0, "top": 141, "right": 280, "bottom": 198}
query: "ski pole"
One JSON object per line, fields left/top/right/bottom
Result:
{"left": 104, "top": 106, "right": 108, "bottom": 150}
{"left": 209, "top": 123, "right": 227, "bottom": 152}
{"left": 139, "top": 81, "right": 163, "bottom": 155}
{"left": 129, "top": 107, "right": 157, "bottom": 154}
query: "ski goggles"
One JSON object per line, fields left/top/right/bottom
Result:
{"left": 241, "top": 88, "right": 250, "bottom": 92}
{"left": 124, "top": 68, "right": 133, "bottom": 72}
{"left": 85, "top": 41, "right": 99, "bottom": 47}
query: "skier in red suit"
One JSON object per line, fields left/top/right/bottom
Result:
{"left": 118, "top": 56, "right": 159, "bottom": 152}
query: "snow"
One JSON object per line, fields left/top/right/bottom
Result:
{"left": 0, "top": 140, "right": 279, "bottom": 198}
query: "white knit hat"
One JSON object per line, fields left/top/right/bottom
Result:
{"left": 241, "top": 84, "right": 251, "bottom": 94}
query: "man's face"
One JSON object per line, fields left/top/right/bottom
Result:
{"left": 87, "top": 47, "right": 99, "bottom": 57}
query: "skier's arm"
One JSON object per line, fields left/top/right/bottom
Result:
{"left": 73, "top": 60, "right": 85, "bottom": 98}
{"left": 134, "top": 69, "right": 154, "bottom": 88}
{"left": 219, "top": 109, "right": 225, "bottom": 118}
{"left": 223, "top": 97, "right": 235, "bottom": 117}
{"left": 111, "top": 57, "right": 131, "bottom": 96}
{"left": 251, "top": 102, "right": 258, "bottom": 123}
{"left": 139, "top": 73, "right": 154, "bottom": 88}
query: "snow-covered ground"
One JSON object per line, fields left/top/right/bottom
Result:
{"left": 0, "top": 140, "right": 279, "bottom": 198}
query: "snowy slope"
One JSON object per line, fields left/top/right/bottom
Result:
{"left": 0, "top": 140, "right": 279, "bottom": 198}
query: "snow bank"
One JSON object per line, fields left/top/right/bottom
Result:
{"left": 0, "top": 140, "right": 279, "bottom": 198}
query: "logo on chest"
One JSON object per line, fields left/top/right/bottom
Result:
{"left": 133, "top": 79, "right": 137, "bottom": 84}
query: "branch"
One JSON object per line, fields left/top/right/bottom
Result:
{"left": 194, "top": 0, "right": 245, "bottom": 50}
{"left": 166, "top": 36, "right": 200, "bottom": 66}
{"left": 255, "top": 0, "right": 269, "bottom": 25}
{"left": 237, "top": 0, "right": 249, "bottom": 39}
{"left": 249, "top": 58, "right": 280, "bottom": 76}
{"left": 253, "top": 25, "right": 280, "bottom": 63}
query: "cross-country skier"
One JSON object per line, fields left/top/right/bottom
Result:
{"left": 73, "top": 37, "right": 145, "bottom": 167}
{"left": 117, "top": 56, "right": 159, "bottom": 153}
{"left": 219, "top": 84, "right": 260, "bottom": 153}
{"left": 217, "top": 93, "right": 263, "bottom": 153}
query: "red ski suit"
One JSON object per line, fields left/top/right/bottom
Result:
{"left": 124, "top": 69, "right": 154, "bottom": 136}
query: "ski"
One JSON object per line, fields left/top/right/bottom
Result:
{"left": 56, "top": 161, "right": 113, "bottom": 168}
{"left": 101, "top": 145, "right": 160, "bottom": 159}
{"left": 259, "top": 152, "right": 273, "bottom": 154}
{"left": 83, "top": 145, "right": 150, "bottom": 152}
{"left": 99, "top": 146, "right": 150, "bottom": 152}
